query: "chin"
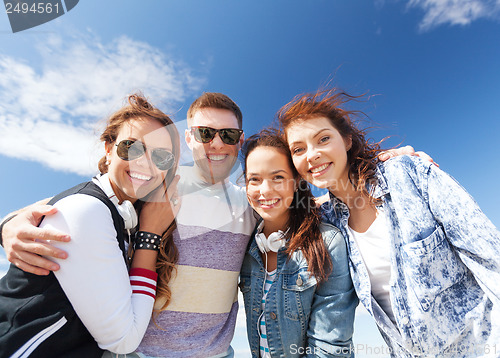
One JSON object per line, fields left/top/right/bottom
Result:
{"left": 208, "top": 168, "right": 233, "bottom": 183}
{"left": 307, "top": 178, "right": 328, "bottom": 189}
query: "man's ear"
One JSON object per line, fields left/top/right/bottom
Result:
{"left": 185, "top": 129, "right": 194, "bottom": 150}
{"left": 238, "top": 132, "right": 245, "bottom": 148}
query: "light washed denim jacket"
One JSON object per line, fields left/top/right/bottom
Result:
{"left": 321, "top": 155, "right": 500, "bottom": 358}
{"left": 239, "top": 222, "right": 357, "bottom": 358}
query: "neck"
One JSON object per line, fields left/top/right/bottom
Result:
{"left": 262, "top": 213, "right": 289, "bottom": 238}
{"left": 194, "top": 165, "right": 228, "bottom": 186}
{"left": 109, "top": 180, "right": 137, "bottom": 205}
{"left": 328, "top": 174, "right": 370, "bottom": 210}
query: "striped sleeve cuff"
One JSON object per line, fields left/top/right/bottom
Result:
{"left": 129, "top": 267, "right": 158, "bottom": 300}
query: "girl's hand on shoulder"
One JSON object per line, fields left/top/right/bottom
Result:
{"left": 313, "top": 193, "right": 330, "bottom": 207}
{"left": 139, "top": 175, "right": 181, "bottom": 235}
{"left": 379, "top": 145, "right": 439, "bottom": 167}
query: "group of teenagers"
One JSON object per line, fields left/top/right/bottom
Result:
{"left": 0, "top": 88, "right": 499, "bottom": 358}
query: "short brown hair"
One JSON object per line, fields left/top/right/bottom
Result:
{"left": 187, "top": 92, "right": 243, "bottom": 129}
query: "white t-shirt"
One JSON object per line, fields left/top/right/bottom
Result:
{"left": 348, "top": 209, "right": 396, "bottom": 322}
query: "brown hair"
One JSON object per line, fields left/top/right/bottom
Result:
{"left": 278, "top": 88, "right": 382, "bottom": 199}
{"left": 187, "top": 92, "right": 243, "bottom": 129}
{"left": 241, "top": 128, "right": 332, "bottom": 283}
{"left": 98, "top": 93, "right": 179, "bottom": 312}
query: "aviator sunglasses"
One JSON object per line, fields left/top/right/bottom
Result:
{"left": 191, "top": 126, "right": 243, "bottom": 145}
{"left": 115, "top": 139, "right": 175, "bottom": 171}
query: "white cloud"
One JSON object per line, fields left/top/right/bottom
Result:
{"left": 0, "top": 33, "right": 205, "bottom": 176}
{"left": 406, "top": 0, "right": 500, "bottom": 31}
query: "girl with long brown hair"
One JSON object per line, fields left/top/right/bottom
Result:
{"left": 239, "top": 129, "right": 357, "bottom": 358}
{"left": 278, "top": 88, "right": 500, "bottom": 357}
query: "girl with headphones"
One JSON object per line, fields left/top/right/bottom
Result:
{"left": 239, "top": 129, "right": 357, "bottom": 358}
{"left": 0, "top": 94, "right": 180, "bottom": 357}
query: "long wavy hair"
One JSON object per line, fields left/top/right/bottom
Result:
{"left": 241, "top": 128, "right": 332, "bottom": 283}
{"left": 98, "top": 93, "right": 179, "bottom": 312}
{"left": 277, "top": 88, "right": 382, "bottom": 200}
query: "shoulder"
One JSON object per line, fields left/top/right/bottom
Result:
{"left": 49, "top": 193, "right": 113, "bottom": 224}
{"left": 319, "top": 223, "right": 350, "bottom": 276}
{"left": 228, "top": 182, "right": 247, "bottom": 197}
{"left": 378, "top": 155, "right": 433, "bottom": 178}
{"left": 319, "top": 222, "right": 345, "bottom": 250}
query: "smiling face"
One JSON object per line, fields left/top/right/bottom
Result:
{"left": 246, "top": 146, "right": 296, "bottom": 232}
{"left": 105, "top": 118, "right": 173, "bottom": 203}
{"left": 286, "top": 116, "right": 352, "bottom": 192}
{"left": 185, "top": 107, "right": 243, "bottom": 184}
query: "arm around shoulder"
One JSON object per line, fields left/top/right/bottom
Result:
{"left": 305, "top": 223, "right": 357, "bottom": 358}
{"left": 44, "top": 194, "right": 157, "bottom": 354}
{"left": 0, "top": 201, "right": 70, "bottom": 275}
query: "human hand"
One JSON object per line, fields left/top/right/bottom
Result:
{"left": 378, "top": 145, "right": 439, "bottom": 167}
{"left": 313, "top": 192, "right": 330, "bottom": 207}
{"left": 2, "top": 205, "right": 71, "bottom": 275}
{"left": 139, "top": 175, "right": 181, "bottom": 235}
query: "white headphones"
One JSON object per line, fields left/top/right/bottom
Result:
{"left": 93, "top": 174, "right": 138, "bottom": 230}
{"left": 255, "top": 221, "right": 287, "bottom": 253}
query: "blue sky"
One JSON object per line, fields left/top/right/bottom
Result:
{"left": 0, "top": 1, "right": 499, "bottom": 227}
{"left": 1, "top": 1, "right": 499, "bottom": 355}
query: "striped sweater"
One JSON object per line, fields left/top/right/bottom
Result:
{"left": 136, "top": 166, "right": 256, "bottom": 358}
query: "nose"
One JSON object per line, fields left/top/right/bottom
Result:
{"left": 306, "top": 145, "right": 320, "bottom": 163}
{"left": 208, "top": 132, "right": 225, "bottom": 150}
{"left": 132, "top": 151, "right": 154, "bottom": 171}
{"left": 258, "top": 179, "right": 274, "bottom": 197}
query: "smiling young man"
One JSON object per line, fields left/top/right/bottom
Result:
{"left": 133, "top": 93, "right": 256, "bottom": 358}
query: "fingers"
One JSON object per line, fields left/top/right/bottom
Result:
{"left": 2, "top": 206, "right": 70, "bottom": 275}
{"left": 415, "top": 151, "right": 440, "bottom": 167}
{"left": 379, "top": 146, "right": 439, "bottom": 166}
{"left": 16, "top": 224, "right": 70, "bottom": 244}
{"left": 378, "top": 152, "right": 391, "bottom": 161}
{"left": 10, "top": 250, "right": 60, "bottom": 275}
{"left": 26, "top": 205, "right": 58, "bottom": 225}
{"left": 8, "top": 235, "right": 67, "bottom": 260}
{"left": 313, "top": 193, "right": 330, "bottom": 207}
{"left": 138, "top": 175, "right": 181, "bottom": 234}
{"left": 401, "top": 145, "right": 416, "bottom": 155}
{"left": 166, "top": 175, "right": 180, "bottom": 201}
{"left": 379, "top": 146, "right": 416, "bottom": 162}
{"left": 171, "top": 196, "right": 182, "bottom": 217}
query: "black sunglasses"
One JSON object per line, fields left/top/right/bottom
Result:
{"left": 115, "top": 140, "right": 175, "bottom": 171}
{"left": 191, "top": 126, "right": 243, "bottom": 145}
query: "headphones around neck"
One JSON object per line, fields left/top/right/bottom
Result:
{"left": 93, "top": 174, "right": 138, "bottom": 230}
{"left": 255, "top": 230, "right": 286, "bottom": 253}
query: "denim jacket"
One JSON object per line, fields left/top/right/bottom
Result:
{"left": 321, "top": 155, "right": 500, "bottom": 358}
{"left": 239, "top": 222, "right": 357, "bottom": 358}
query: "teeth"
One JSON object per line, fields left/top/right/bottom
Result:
{"left": 208, "top": 155, "right": 226, "bottom": 161}
{"left": 310, "top": 163, "right": 329, "bottom": 173}
{"left": 260, "top": 199, "right": 279, "bottom": 206}
{"left": 129, "top": 172, "right": 151, "bottom": 181}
